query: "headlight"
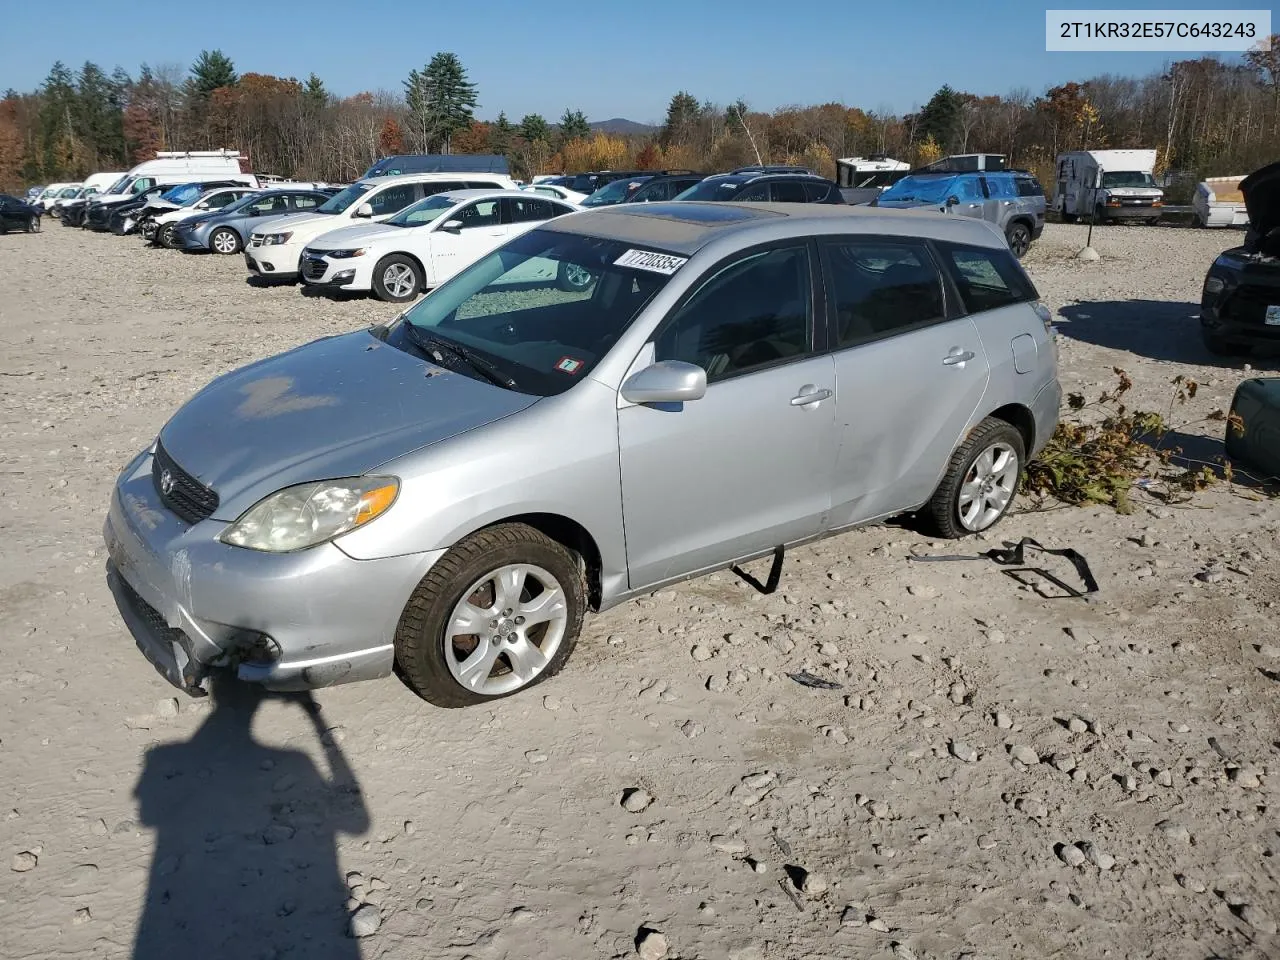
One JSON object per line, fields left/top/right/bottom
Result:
{"left": 261, "top": 232, "right": 293, "bottom": 245}
{"left": 220, "top": 477, "right": 399, "bottom": 552}
{"left": 1204, "top": 277, "right": 1225, "bottom": 295}
{"left": 326, "top": 248, "right": 367, "bottom": 259}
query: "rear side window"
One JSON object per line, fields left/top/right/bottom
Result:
{"left": 772, "top": 180, "right": 807, "bottom": 203}
{"left": 803, "top": 180, "right": 832, "bottom": 202}
{"left": 368, "top": 184, "right": 418, "bottom": 215}
{"left": 936, "top": 242, "right": 1038, "bottom": 314}
{"left": 1015, "top": 177, "right": 1044, "bottom": 197}
{"left": 822, "top": 239, "right": 946, "bottom": 347}
{"left": 986, "top": 176, "right": 1016, "bottom": 199}
{"left": 464, "top": 180, "right": 504, "bottom": 190}
{"left": 505, "top": 197, "right": 560, "bottom": 222}
{"left": 419, "top": 181, "right": 466, "bottom": 200}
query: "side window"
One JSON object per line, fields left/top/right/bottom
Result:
{"left": 654, "top": 245, "right": 812, "bottom": 382}
{"left": 250, "top": 194, "right": 290, "bottom": 214}
{"left": 463, "top": 180, "right": 503, "bottom": 190}
{"left": 421, "top": 181, "right": 464, "bottom": 198}
{"left": 803, "top": 180, "right": 832, "bottom": 202}
{"left": 955, "top": 177, "right": 984, "bottom": 201}
{"left": 206, "top": 193, "right": 236, "bottom": 209}
{"left": 367, "top": 184, "right": 417, "bottom": 215}
{"left": 456, "top": 200, "right": 501, "bottom": 228}
{"left": 736, "top": 182, "right": 770, "bottom": 202}
{"left": 772, "top": 180, "right": 807, "bottom": 203}
{"left": 990, "top": 177, "right": 1017, "bottom": 199}
{"left": 822, "top": 239, "right": 946, "bottom": 347}
{"left": 1016, "top": 177, "right": 1043, "bottom": 197}
{"left": 936, "top": 241, "right": 1037, "bottom": 314}
{"left": 505, "top": 197, "right": 558, "bottom": 222}
{"left": 291, "top": 194, "right": 321, "bottom": 210}
{"left": 132, "top": 178, "right": 154, "bottom": 194}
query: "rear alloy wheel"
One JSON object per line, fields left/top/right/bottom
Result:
{"left": 926, "top": 418, "right": 1025, "bottom": 539}
{"left": 395, "top": 523, "right": 586, "bottom": 707}
{"left": 1005, "top": 221, "right": 1032, "bottom": 259}
{"left": 372, "top": 254, "right": 422, "bottom": 302}
{"left": 210, "top": 227, "right": 242, "bottom": 255}
{"left": 27, "top": 216, "right": 40, "bottom": 233}
{"left": 557, "top": 261, "right": 594, "bottom": 292}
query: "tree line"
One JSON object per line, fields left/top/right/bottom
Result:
{"left": 2, "top": 43, "right": 1278, "bottom": 197}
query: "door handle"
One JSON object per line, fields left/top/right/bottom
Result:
{"left": 942, "top": 350, "right": 976, "bottom": 366}
{"left": 790, "top": 386, "right": 832, "bottom": 406}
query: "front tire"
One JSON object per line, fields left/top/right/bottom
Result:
{"left": 1202, "top": 329, "right": 1237, "bottom": 356}
{"left": 372, "top": 254, "right": 422, "bottom": 302}
{"left": 210, "top": 227, "right": 241, "bottom": 255}
{"left": 926, "top": 418, "right": 1025, "bottom": 539}
{"left": 395, "top": 523, "right": 586, "bottom": 707}
{"left": 1005, "top": 221, "right": 1032, "bottom": 259}
{"left": 26, "top": 216, "right": 39, "bottom": 233}
{"left": 159, "top": 223, "right": 178, "bottom": 248}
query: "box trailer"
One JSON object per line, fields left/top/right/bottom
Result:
{"left": 1193, "top": 176, "right": 1249, "bottom": 228}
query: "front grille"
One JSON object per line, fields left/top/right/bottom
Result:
{"left": 152, "top": 441, "right": 219, "bottom": 524}
{"left": 303, "top": 256, "right": 328, "bottom": 280}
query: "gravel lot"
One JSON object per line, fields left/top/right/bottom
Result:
{"left": 1, "top": 221, "right": 1278, "bottom": 960}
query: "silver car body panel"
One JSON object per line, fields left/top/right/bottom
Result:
{"left": 106, "top": 202, "right": 1060, "bottom": 691}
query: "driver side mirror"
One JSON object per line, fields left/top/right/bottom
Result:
{"left": 355, "top": 202, "right": 374, "bottom": 218}
{"left": 946, "top": 195, "right": 959, "bottom": 207}
{"left": 620, "top": 361, "right": 707, "bottom": 405}
{"left": 440, "top": 219, "right": 463, "bottom": 233}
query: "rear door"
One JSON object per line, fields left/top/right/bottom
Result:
{"left": 771, "top": 179, "right": 808, "bottom": 203}
{"left": 952, "top": 175, "right": 986, "bottom": 219}
{"left": 820, "top": 236, "right": 991, "bottom": 527}
{"left": 428, "top": 198, "right": 506, "bottom": 285}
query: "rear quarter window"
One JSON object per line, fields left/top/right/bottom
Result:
{"left": 936, "top": 241, "right": 1038, "bottom": 314}
{"left": 1016, "top": 177, "right": 1044, "bottom": 197}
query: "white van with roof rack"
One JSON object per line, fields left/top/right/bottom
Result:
{"left": 93, "top": 151, "right": 257, "bottom": 204}
{"left": 244, "top": 171, "right": 516, "bottom": 281}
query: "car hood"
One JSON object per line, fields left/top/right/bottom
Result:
{"left": 248, "top": 211, "right": 334, "bottom": 237}
{"left": 306, "top": 222, "right": 403, "bottom": 250}
{"left": 157, "top": 329, "right": 539, "bottom": 518}
{"left": 1242, "top": 160, "right": 1280, "bottom": 240}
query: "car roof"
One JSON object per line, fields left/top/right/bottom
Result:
{"left": 359, "top": 172, "right": 512, "bottom": 188}
{"left": 538, "top": 201, "right": 1007, "bottom": 255}
{"left": 435, "top": 188, "right": 558, "bottom": 203}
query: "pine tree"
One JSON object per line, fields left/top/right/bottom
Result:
{"left": 917, "top": 85, "right": 962, "bottom": 154}
{"left": 490, "top": 111, "right": 514, "bottom": 154}
{"left": 403, "top": 68, "right": 431, "bottom": 150}
{"left": 557, "top": 108, "right": 590, "bottom": 145}
{"left": 303, "top": 73, "right": 328, "bottom": 110}
{"left": 660, "top": 91, "right": 700, "bottom": 148}
{"left": 518, "top": 113, "right": 549, "bottom": 144}
{"left": 38, "top": 61, "right": 78, "bottom": 177}
{"left": 188, "top": 50, "right": 238, "bottom": 99}
{"left": 421, "top": 52, "right": 478, "bottom": 153}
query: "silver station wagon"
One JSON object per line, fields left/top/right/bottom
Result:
{"left": 104, "top": 202, "right": 1061, "bottom": 707}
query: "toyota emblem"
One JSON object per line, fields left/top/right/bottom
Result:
{"left": 160, "top": 469, "right": 175, "bottom": 495}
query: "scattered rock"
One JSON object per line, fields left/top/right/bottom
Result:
{"left": 72, "top": 907, "right": 91, "bottom": 924}
{"left": 907, "top": 585, "right": 936, "bottom": 599}
{"left": 1067, "top": 716, "right": 1088, "bottom": 734}
{"left": 1009, "top": 744, "right": 1039, "bottom": 766}
{"left": 349, "top": 904, "right": 381, "bottom": 938}
{"left": 707, "top": 675, "right": 728, "bottom": 693}
{"left": 751, "top": 859, "right": 768, "bottom": 874}
{"left": 679, "top": 719, "right": 704, "bottom": 739}
{"left": 621, "top": 788, "right": 654, "bottom": 813}
{"left": 868, "top": 916, "right": 891, "bottom": 933}
{"left": 1080, "top": 841, "right": 1115, "bottom": 871}
{"left": 1196, "top": 565, "right": 1226, "bottom": 583}
{"left": 1228, "top": 765, "right": 1262, "bottom": 789}
{"left": 1240, "top": 904, "right": 1277, "bottom": 935}
{"left": 767, "top": 632, "right": 795, "bottom": 655}
{"left": 154, "top": 698, "right": 179, "bottom": 718}
{"left": 262, "top": 823, "right": 295, "bottom": 845}
{"left": 950, "top": 740, "right": 978, "bottom": 763}
{"left": 891, "top": 944, "right": 918, "bottom": 960}
{"left": 840, "top": 903, "right": 866, "bottom": 926}
{"left": 799, "top": 870, "right": 828, "bottom": 897}
{"left": 1051, "top": 754, "right": 1077, "bottom": 774}
{"left": 691, "top": 644, "right": 712, "bottom": 662}
{"left": 1177, "top": 873, "right": 1207, "bottom": 893}
{"left": 1058, "top": 843, "right": 1087, "bottom": 868}
{"left": 994, "top": 710, "right": 1013, "bottom": 729}
{"left": 1156, "top": 820, "right": 1191, "bottom": 844}
{"left": 11, "top": 851, "right": 37, "bottom": 872}
{"left": 710, "top": 834, "right": 747, "bottom": 854}
{"left": 542, "top": 695, "right": 561, "bottom": 712}
{"left": 948, "top": 681, "right": 967, "bottom": 705}
{"left": 525, "top": 750, "right": 548, "bottom": 764}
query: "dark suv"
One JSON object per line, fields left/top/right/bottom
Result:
{"left": 581, "top": 170, "right": 704, "bottom": 207}
{"left": 673, "top": 166, "right": 844, "bottom": 204}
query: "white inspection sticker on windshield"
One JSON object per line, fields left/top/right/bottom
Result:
{"left": 614, "top": 248, "right": 688, "bottom": 274}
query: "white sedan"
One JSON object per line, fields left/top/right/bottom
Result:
{"left": 299, "top": 190, "right": 580, "bottom": 302}
{"left": 521, "top": 182, "right": 590, "bottom": 205}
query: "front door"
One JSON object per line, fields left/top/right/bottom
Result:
{"left": 618, "top": 243, "right": 839, "bottom": 589}
{"left": 430, "top": 199, "right": 508, "bottom": 285}
{"left": 819, "top": 236, "right": 991, "bottom": 526}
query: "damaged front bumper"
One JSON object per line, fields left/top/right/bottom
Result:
{"left": 103, "top": 447, "right": 444, "bottom": 695}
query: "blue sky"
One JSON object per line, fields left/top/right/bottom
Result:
{"left": 0, "top": 1, "right": 1253, "bottom": 122}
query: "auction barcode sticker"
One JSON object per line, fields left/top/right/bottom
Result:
{"left": 1046, "top": 10, "right": 1271, "bottom": 51}
{"left": 614, "top": 249, "right": 688, "bottom": 275}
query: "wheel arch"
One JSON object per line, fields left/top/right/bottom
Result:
{"left": 376, "top": 249, "right": 429, "bottom": 291}
{"left": 476, "top": 512, "right": 604, "bottom": 610}
{"left": 986, "top": 402, "right": 1036, "bottom": 456}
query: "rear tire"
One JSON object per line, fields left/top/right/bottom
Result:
{"left": 372, "top": 254, "right": 422, "bottom": 302}
{"left": 394, "top": 523, "right": 586, "bottom": 707}
{"left": 210, "top": 227, "right": 241, "bottom": 255}
{"left": 926, "top": 418, "right": 1025, "bottom": 539}
{"left": 1005, "top": 221, "right": 1032, "bottom": 259}
{"left": 26, "top": 216, "right": 39, "bottom": 233}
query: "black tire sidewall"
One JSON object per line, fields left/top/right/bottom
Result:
{"left": 395, "top": 525, "right": 585, "bottom": 707}
{"left": 373, "top": 254, "right": 421, "bottom": 302}
{"left": 928, "top": 420, "right": 1025, "bottom": 539}
{"left": 1006, "top": 223, "right": 1031, "bottom": 257}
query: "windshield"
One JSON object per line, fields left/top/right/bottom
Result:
{"left": 673, "top": 177, "right": 746, "bottom": 201}
{"left": 386, "top": 194, "right": 456, "bottom": 227}
{"left": 397, "top": 229, "right": 675, "bottom": 396}
{"left": 316, "top": 182, "right": 371, "bottom": 214}
{"left": 877, "top": 174, "right": 957, "bottom": 204}
{"left": 104, "top": 175, "right": 129, "bottom": 195}
{"left": 1101, "top": 171, "right": 1156, "bottom": 189}
{"left": 582, "top": 177, "right": 649, "bottom": 207}
{"left": 59, "top": 187, "right": 81, "bottom": 197}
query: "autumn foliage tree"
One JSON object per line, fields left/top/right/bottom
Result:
{"left": 378, "top": 116, "right": 404, "bottom": 154}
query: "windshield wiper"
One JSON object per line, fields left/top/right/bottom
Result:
{"left": 402, "top": 325, "right": 518, "bottom": 391}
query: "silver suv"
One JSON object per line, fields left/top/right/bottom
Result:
{"left": 104, "top": 202, "right": 1061, "bottom": 707}
{"left": 875, "top": 170, "right": 1047, "bottom": 258}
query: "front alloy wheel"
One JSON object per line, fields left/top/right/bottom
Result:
{"left": 1006, "top": 222, "right": 1031, "bottom": 259}
{"left": 395, "top": 523, "right": 585, "bottom": 707}
{"left": 210, "top": 227, "right": 241, "bottom": 255}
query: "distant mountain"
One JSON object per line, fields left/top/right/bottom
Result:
{"left": 590, "top": 118, "right": 658, "bottom": 135}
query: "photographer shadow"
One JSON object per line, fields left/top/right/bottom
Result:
{"left": 132, "top": 676, "right": 369, "bottom": 960}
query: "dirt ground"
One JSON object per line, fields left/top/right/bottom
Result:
{"left": 1, "top": 220, "right": 1277, "bottom": 960}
